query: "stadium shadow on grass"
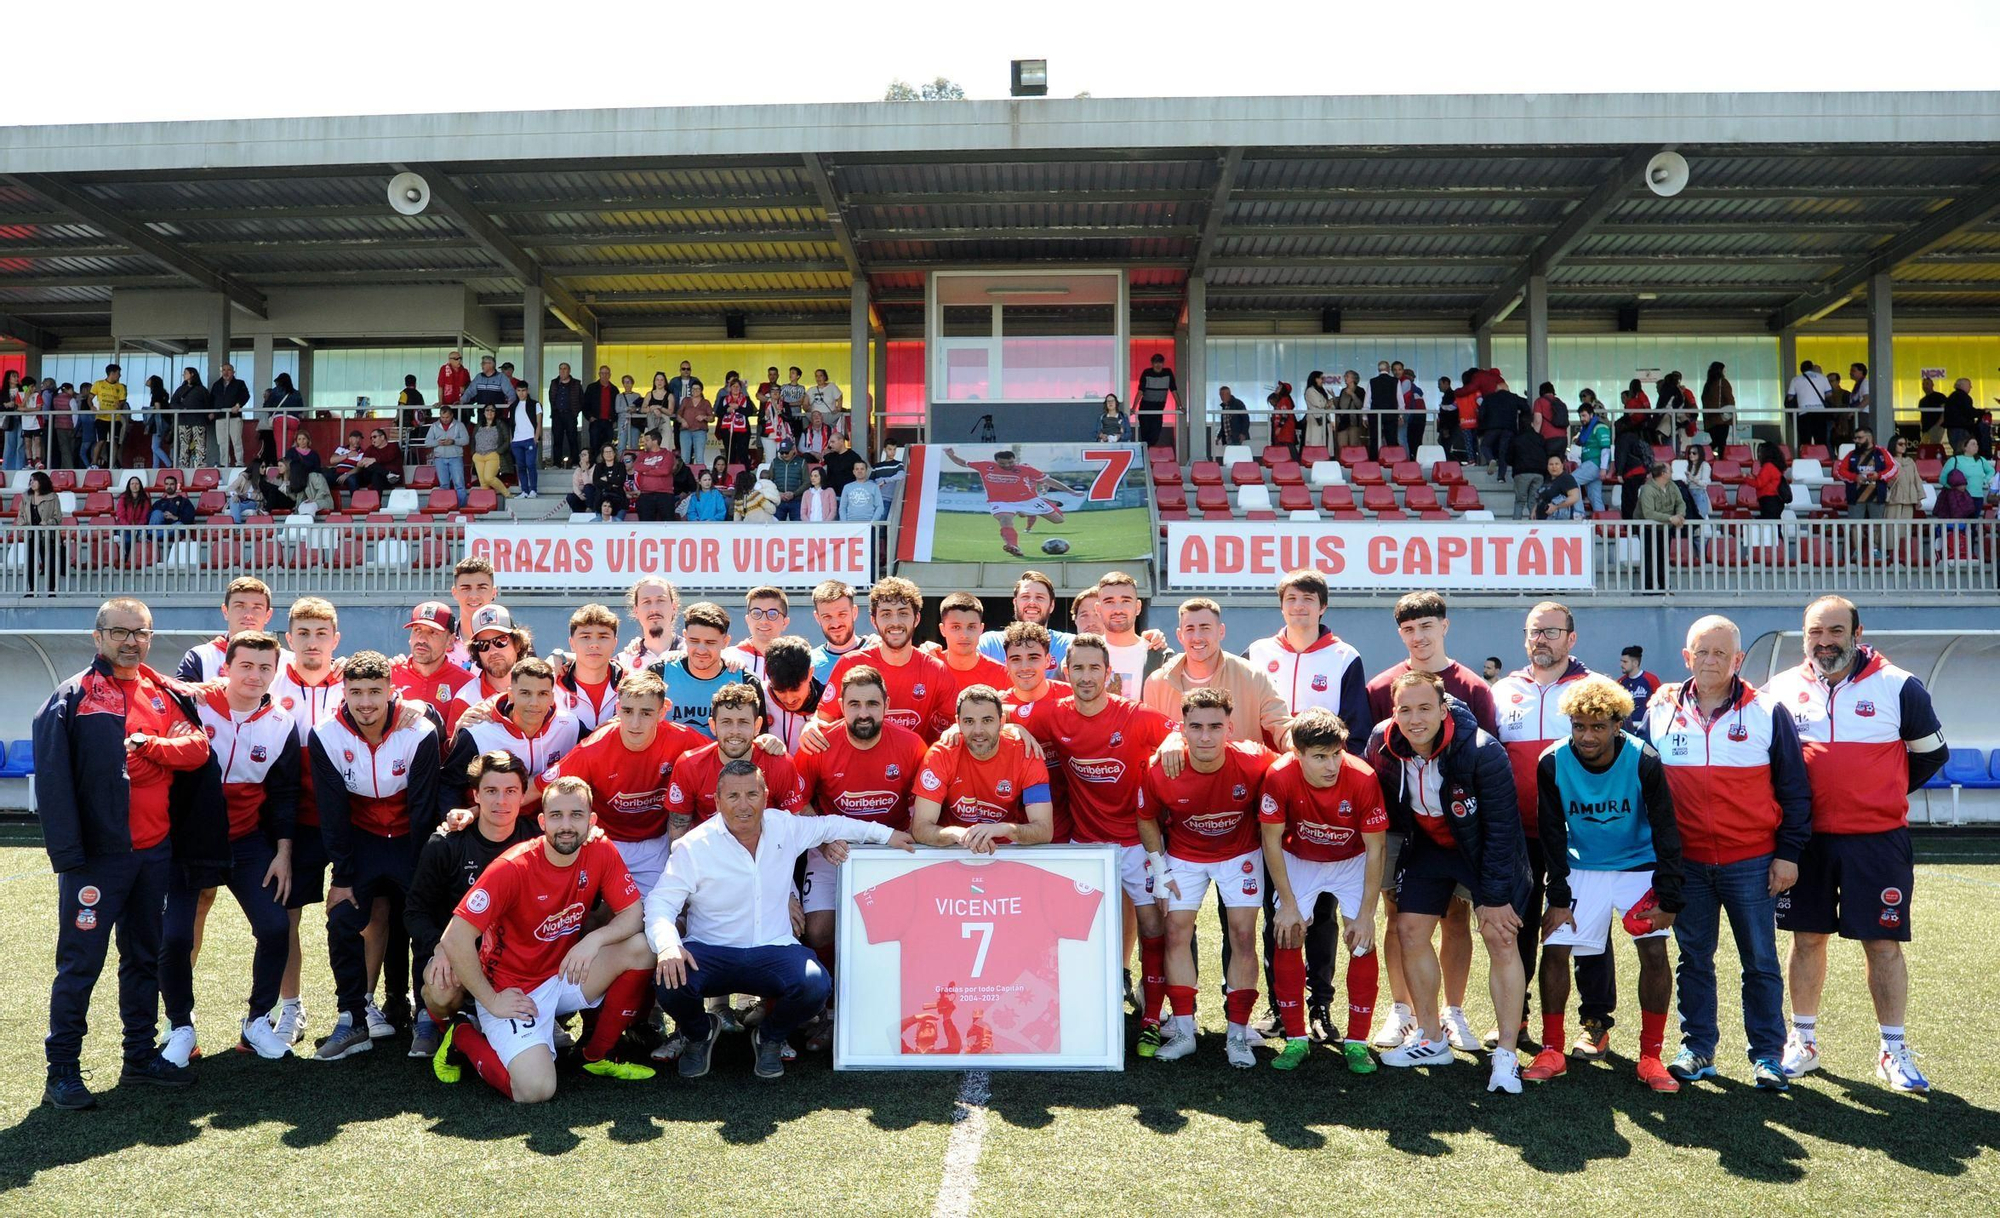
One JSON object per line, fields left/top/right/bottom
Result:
{"left": 985, "top": 1033, "right": 2000, "bottom": 1183}
{"left": 0, "top": 1038, "right": 952, "bottom": 1191}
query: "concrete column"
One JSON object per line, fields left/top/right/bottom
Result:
{"left": 205, "top": 292, "right": 232, "bottom": 381}
{"left": 522, "top": 286, "right": 546, "bottom": 398}
{"left": 252, "top": 332, "right": 275, "bottom": 404}
{"left": 1524, "top": 274, "right": 1550, "bottom": 395}
{"left": 1185, "top": 279, "right": 1208, "bottom": 459}
{"left": 870, "top": 323, "right": 889, "bottom": 459}
{"left": 1777, "top": 326, "right": 1798, "bottom": 445}
{"left": 579, "top": 324, "right": 599, "bottom": 387}
{"left": 21, "top": 343, "right": 43, "bottom": 382}
{"left": 1867, "top": 271, "right": 1893, "bottom": 438}
{"left": 850, "top": 280, "right": 872, "bottom": 458}
{"left": 296, "top": 344, "right": 313, "bottom": 406}
{"left": 1475, "top": 325, "right": 1494, "bottom": 373}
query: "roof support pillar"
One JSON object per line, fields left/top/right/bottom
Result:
{"left": 1185, "top": 279, "right": 1208, "bottom": 461}
{"left": 1867, "top": 272, "right": 1893, "bottom": 438}
{"left": 1525, "top": 274, "right": 1550, "bottom": 398}
{"left": 297, "top": 344, "right": 314, "bottom": 406}
{"left": 20, "top": 341, "right": 44, "bottom": 383}
{"left": 205, "top": 292, "right": 232, "bottom": 384}
{"left": 251, "top": 333, "right": 275, "bottom": 435}
{"left": 580, "top": 327, "right": 600, "bottom": 389}
{"left": 1475, "top": 324, "right": 1494, "bottom": 374}
{"left": 523, "top": 285, "right": 546, "bottom": 401}
{"left": 850, "top": 280, "right": 872, "bottom": 458}
{"left": 1777, "top": 326, "right": 1799, "bottom": 446}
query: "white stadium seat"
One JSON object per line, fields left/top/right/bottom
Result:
{"left": 1238, "top": 484, "right": 1272, "bottom": 512}
{"left": 1415, "top": 445, "right": 1446, "bottom": 467}
{"left": 385, "top": 488, "right": 422, "bottom": 516}
{"left": 1220, "top": 444, "right": 1253, "bottom": 468}
{"left": 1791, "top": 459, "right": 1827, "bottom": 486}
{"left": 1309, "top": 461, "right": 1345, "bottom": 487}
{"left": 1288, "top": 508, "right": 1321, "bottom": 521}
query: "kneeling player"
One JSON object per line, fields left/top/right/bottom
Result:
{"left": 438, "top": 777, "right": 658, "bottom": 1101}
{"left": 1530, "top": 676, "right": 1684, "bottom": 1092}
{"left": 1138, "top": 688, "right": 1275, "bottom": 1067}
{"left": 1260, "top": 707, "right": 1387, "bottom": 1074}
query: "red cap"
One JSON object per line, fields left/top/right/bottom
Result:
{"left": 406, "top": 601, "right": 456, "bottom": 634}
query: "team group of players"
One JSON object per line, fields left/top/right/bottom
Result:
{"left": 37, "top": 557, "right": 1946, "bottom": 1106}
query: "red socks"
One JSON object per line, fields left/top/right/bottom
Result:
{"left": 1167, "top": 984, "right": 1198, "bottom": 1019}
{"left": 1543, "top": 1012, "right": 1567, "bottom": 1053}
{"left": 452, "top": 1019, "right": 512, "bottom": 1096}
{"left": 1000, "top": 525, "right": 1020, "bottom": 549}
{"left": 1272, "top": 947, "right": 1307, "bottom": 1038}
{"left": 1224, "top": 987, "right": 1258, "bottom": 1028}
{"left": 1343, "top": 951, "right": 1379, "bottom": 1043}
{"left": 1139, "top": 935, "right": 1168, "bottom": 1025}
{"left": 583, "top": 969, "right": 652, "bottom": 1063}
{"left": 1640, "top": 1007, "right": 1668, "bottom": 1060}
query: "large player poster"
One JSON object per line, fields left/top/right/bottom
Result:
{"left": 834, "top": 846, "right": 1124, "bottom": 1071}
{"left": 894, "top": 443, "right": 1154, "bottom": 564}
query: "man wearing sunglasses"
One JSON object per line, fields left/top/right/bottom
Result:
{"left": 38, "top": 598, "right": 225, "bottom": 1109}
{"left": 437, "top": 351, "right": 469, "bottom": 409}
{"left": 452, "top": 605, "right": 532, "bottom": 720}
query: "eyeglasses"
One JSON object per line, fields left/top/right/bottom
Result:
{"left": 469, "top": 638, "right": 510, "bottom": 654}
{"left": 1524, "top": 627, "right": 1569, "bottom": 642}
{"left": 101, "top": 627, "right": 154, "bottom": 643}
{"left": 746, "top": 607, "right": 787, "bottom": 621}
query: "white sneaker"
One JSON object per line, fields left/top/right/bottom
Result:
{"left": 271, "top": 1000, "right": 306, "bottom": 1046}
{"left": 1371, "top": 1004, "right": 1418, "bottom": 1049}
{"left": 1876, "top": 1044, "right": 1930, "bottom": 1093}
{"left": 364, "top": 999, "right": 394, "bottom": 1040}
{"left": 1443, "top": 1006, "right": 1480, "bottom": 1053}
{"left": 240, "top": 1015, "right": 292, "bottom": 1060}
{"left": 1782, "top": 1032, "right": 1820, "bottom": 1077}
{"left": 1225, "top": 1026, "right": 1257, "bottom": 1069}
{"left": 1380, "top": 1035, "right": 1456, "bottom": 1068}
{"left": 1155, "top": 1026, "right": 1198, "bottom": 1061}
{"left": 160, "top": 1024, "right": 197, "bottom": 1068}
{"left": 1487, "top": 1048, "right": 1523, "bottom": 1094}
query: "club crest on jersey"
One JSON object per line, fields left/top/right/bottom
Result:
{"left": 1881, "top": 886, "right": 1904, "bottom": 906}
{"left": 392, "top": 758, "right": 407, "bottom": 777}
{"left": 1879, "top": 906, "right": 1900, "bottom": 929}
{"left": 996, "top": 780, "right": 1013, "bottom": 797}
{"left": 75, "top": 909, "right": 97, "bottom": 931}
{"left": 578, "top": 870, "right": 588, "bottom": 888}
{"left": 1109, "top": 732, "right": 1124, "bottom": 747}
{"left": 886, "top": 764, "right": 902, "bottom": 779}
{"left": 1338, "top": 799, "right": 1352, "bottom": 815}
{"left": 1267, "top": 660, "right": 1281, "bottom": 674}
{"left": 1232, "top": 784, "right": 1248, "bottom": 800}
{"left": 1311, "top": 674, "right": 1329, "bottom": 692}
{"left": 1727, "top": 724, "right": 1749, "bottom": 742}
{"left": 203, "top": 724, "right": 217, "bottom": 739}
{"left": 250, "top": 744, "right": 268, "bottom": 762}
{"left": 150, "top": 695, "right": 165, "bottom": 712}
{"left": 342, "top": 749, "right": 355, "bottom": 763}
{"left": 1855, "top": 700, "right": 1877, "bottom": 717}
{"left": 913, "top": 684, "right": 927, "bottom": 698}
{"left": 282, "top": 697, "right": 296, "bottom": 710}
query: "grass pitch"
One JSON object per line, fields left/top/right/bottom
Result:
{"left": 0, "top": 842, "right": 1996, "bottom": 1216}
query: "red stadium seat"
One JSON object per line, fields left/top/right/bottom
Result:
{"left": 80, "top": 470, "right": 111, "bottom": 493}
{"left": 1270, "top": 461, "right": 1304, "bottom": 486}
{"left": 1229, "top": 461, "right": 1263, "bottom": 487}
{"left": 407, "top": 466, "right": 439, "bottom": 490}
{"left": 1277, "top": 485, "right": 1314, "bottom": 512}
{"left": 1650, "top": 445, "right": 1674, "bottom": 465}
{"left": 1337, "top": 445, "right": 1369, "bottom": 467}
{"left": 1669, "top": 538, "right": 1706, "bottom": 566}
{"left": 81, "top": 492, "right": 113, "bottom": 517}
{"left": 1734, "top": 483, "right": 1761, "bottom": 516}
{"left": 1431, "top": 461, "right": 1466, "bottom": 487}
{"left": 1245, "top": 509, "right": 1277, "bottom": 522}
{"left": 1711, "top": 460, "right": 1744, "bottom": 484}
{"left": 326, "top": 539, "right": 366, "bottom": 569}
{"left": 1351, "top": 461, "right": 1386, "bottom": 487}
{"left": 1800, "top": 444, "right": 1830, "bottom": 462}
{"left": 1722, "top": 444, "right": 1753, "bottom": 465}
{"left": 1419, "top": 510, "right": 1453, "bottom": 521}
{"left": 1378, "top": 445, "right": 1409, "bottom": 466}
{"left": 1299, "top": 445, "right": 1330, "bottom": 467}
{"left": 1330, "top": 509, "right": 1366, "bottom": 522}
{"left": 348, "top": 488, "right": 382, "bottom": 514}
{"left": 50, "top": 470, "right": 77, "bottom": 492}
{"left": 1259, "top": 445, "right": 1290, "bottom": 467}
{"left": 1706, "top": 484, "right": 1732, "bottom": 516}
{"left": 1195, "top": 485, "right": 1231, "bottom": 514}
{"left": 1815, "top": 483, "right": 1847, "bottom": 517}
{"left": 1800, "top": 537, "right": 1842, "bottom": 567}
{"left": 196, "top": 490, "right": 226, "bottom": 517}
{"left": 1157, "top": 506, "right": 1188, "bottom": 524}
{"left": 189, "top": 468, "right": 221, "bottom": 491}
{"left": 150, "top": 468, "right": 185, "bottom": 491}
{"left": 1373, "top": 507, "right": 1409, "bottom": 521}
{"left": 1150, "top": 462, "right": 1182, "bottom": 488}
{"left": 1447, "top": 485, "right": 1484, "bottom": 512}
{"left": 425, "top": 488, "right": 459, "bottom": 514}
{"left": 1155, "top": 484, "right": 1187, "bottom": 510}
{"left": 1362, "top": 485, "right": 1397, "bottom": 512}
{"left": 1404, "top": 484, "right": 1441, "bottom": 512}
{"left": 463, "top": 488, "right": 499, "bottom": 516}
{"left": 1391, "top": 461, "right": 1426, "bottom": 487}
{"left": 1190, "top": 461, "right": 1223, "bottom": 486}
{"left": 1319, "top": 485, "right": 1357, "bottom": 513}
{"left": 1895, "top": 538, "right": 1936, "bottom": 567}
{"left": 1917, "top": 458, "right": 1943, "bottom": 483}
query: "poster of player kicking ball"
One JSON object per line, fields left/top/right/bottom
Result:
{"left": 894, "top": 443, "right": 1154, "bottom": 565}
{"left": 835, "top": 847, "right": 1124, "bottom": 1070}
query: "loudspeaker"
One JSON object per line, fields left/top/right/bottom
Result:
{"left": 385, "top": 171, "right": 430, "bottom": 216}
{"left": 1644, "top": 151, "right": 1690, "bottom": 198}
{"left": 725, "top": 313, "right": 747, "bottom": 339}
{"left": 1616, "top": 306, "right": 1640, "bottom": 333}
{"left": 1320, "top": 307, "right": 1342, "bottom": 334}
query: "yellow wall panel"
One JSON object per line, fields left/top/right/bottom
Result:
{"left": 599, "top": 342, "right": 867, "bottom": 406}
{"left": 1799, "top": 335, "right": 2000, "bottom": 426}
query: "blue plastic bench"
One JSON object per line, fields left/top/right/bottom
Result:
{"left": 0, "top": 740, "right": 31, "bottom": 779}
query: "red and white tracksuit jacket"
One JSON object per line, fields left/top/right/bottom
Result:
{"left": 196, "top": 689, "right": 302, "bottom": 843}
{"left": 1491, "top": 657, "right": 1590, "bottom": 837}
{"left": 1763, "top": 647, "right": 1945, "bottom": 834}
{"left": 1643, "top": 678, "right": 1813, "bottom": 865}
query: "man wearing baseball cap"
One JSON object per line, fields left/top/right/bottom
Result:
{"left": 451, "top": 606, "right": 532, "bottom": 723}
{"left": 394, "top": 603, "right": 475, "bottom": 734}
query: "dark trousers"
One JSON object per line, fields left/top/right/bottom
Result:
{"left": 326, "top": 832, "right": 414, "bottom": 1023}
{"left": 636, "top": 491, "right": 676, "bottom": 522}
{"left": 658, "top": 941, "right": 829, "bottom": 1040}
{"left": 1797, "top": 412, "right": 1829, "bottom": 450}
{"left": 1403, "top": 416, "right": 1426, "bottom": 454}
{"left": 47, "top": 841, "right": 174, "bottom": 1067}
{"left": 1674, "top": 854, "right": 1784, "bottom": 1063}
{"left": 775, "top": 495, "right": 801, "bottom": 522}
{"left": 552, "top": 407, "right": 583, "bottom": 467}
{"left": 1707, "top": 419, "right": 1732, "bottom": 453}
{"left": 1642, "top": 528, "right": 1667, "bottom": 592}
{"left": 1620, "top": 476, "right": 1644, "bottom": 520}
{"left": 1482, "top": 428, "right": 1515, "bottom": 480}
{"left": 162, "top": 833, "right": 290, "bottom": 1025}
{"left": 587, "top": 416, "right": 616, "bottom": 455}
{"left": 1437, "top": 418, "right": 1461, "bottom": 461}
{"left": 25, "top": 533, "right": 58, "bottom": 593}
{"left": 1524, "top": 836, "right": 1619, "bottom": 1028}
{"left": 1138, "top": 408, "right": 1165, "bottom": 448}
{"left": 1758, "top": 495, "right": 1784, "bottom": 519}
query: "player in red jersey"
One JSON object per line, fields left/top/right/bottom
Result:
{"left": 998, "top": 620, "right": 1075, "bottom": 841}
{"left": 439, "top": 776, "right": 657, "bottom": 1101}
{"left": 1138, "top": 688, "right": 1276, "bottom": 1067}
{"left": 1261, "top": 707, "right": 1389, "bottom": 1074}
{"left": 792, "top": 665, "right": 929, "bottom": 1048}
{"left": 811, "top": 577, "right": 955, "bottom": 742}
{"left": 1019, "top": 633, "right": 1174, "bottom": 1042}
{"left": 941, "top": 446, "right": 1081, "bottom": 559}
{"left": 392, "top": 601, "right": 475, "bottom": 732}
{"left": 912, "top": 686, "right": 1055, "bottom": 850}
{"left": 933, "top": 591, "right": 1010, "bottom": 697}
{"left": 664, "top": 683, "right": 802, "bottom": 833}
{"left": 542, "top": 671, "right": 708, "bottom": 895}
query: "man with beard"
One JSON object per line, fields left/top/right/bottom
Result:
{"left": 439, "top": 776, "right": 658, "bottom": 1100}
{"left": 392, "top": 602, "right": 475, "bottom": 733}
{"left": 976, "top": 571, "right": 1073, "bottom": 677}
{"left": 911, "top": 685, "right": 1055, "bottom": 851}
{"left": 808, "top": 579, "right": 874, "bottom": 683}
{"left": 1766, "top": 596, "right": 1946, "bottom": 1092}
{"left": 664, "top": 683, "right": 804, "bottom": 834}
{"left": 648, "top": 602, "right": 762, "bottom": 740}
{"left": 616, "top": 577, "right": 681, "bottom": 671}
{"left": 451, "top": 606, "right": 531, "bottom": 720}
{"left": 813, "top": 578, "right": 955, "bottom": 742}
{"left": 442, "top": 657, "right": 580, "bottom": 816}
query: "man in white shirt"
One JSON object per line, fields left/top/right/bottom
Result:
{"left": 647, "top": 760, "right": 913, "bottom": 1079}
{"left": 1787, "top": 361, "right": 1835, "bottom": 450}
{"left": 1097, "top": 571, "right": 1159, "bottom": 700}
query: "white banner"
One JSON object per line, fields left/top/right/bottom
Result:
{"left": 464, "top": 522, "right": 874, "bottom": 590}
{"left": 1165, "top": 521, "right": 1593, "bottom": 590}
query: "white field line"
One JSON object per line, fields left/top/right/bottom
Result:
{"left": 932, "top": 1069, "right": 992, "bottom": 1218}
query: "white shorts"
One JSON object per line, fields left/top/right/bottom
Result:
{"left": 613, "top": 835, "right": 672, "bottom": 897}
{"left": 474, "top": 973, "right": 598, "bottom": 1067}
{"left": 1272, "top": 852, "right": 1366, "bottom": 923}
{"left": 1544, "top": 868, "right": 1668, "bottom": 956}
{"left": 801, "top": 848, "right": 838, "bottom": 915}
{"left": 1164, "top": 849, "right": 1265, "bottom": 912}
{"left": 1111, "top": 843, "right": 1158, "bottom": 906}
{"left": 990, "top": 497, "right": 1057, "bottom": 518}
